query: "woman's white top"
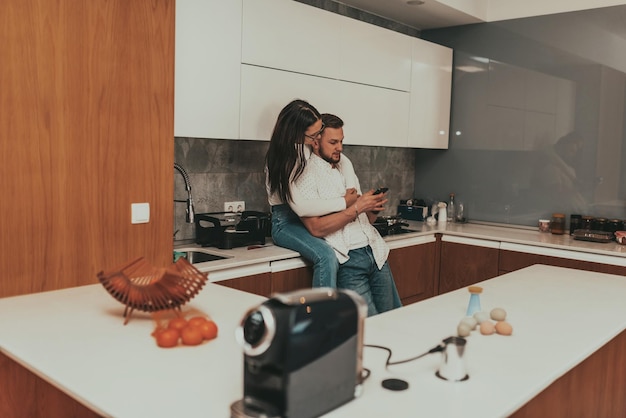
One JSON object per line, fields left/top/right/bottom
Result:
{"left": 265, "top": 144, "right": 347, "bottom": 217}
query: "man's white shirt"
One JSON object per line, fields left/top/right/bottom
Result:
{"left": 294, "top": 153, "right": 389, "bottom": 269}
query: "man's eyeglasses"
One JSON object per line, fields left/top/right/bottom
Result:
{"left": 304, "top": 123, "right": 325, "bottom": 141}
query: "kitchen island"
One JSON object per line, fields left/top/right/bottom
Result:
{"left": 1, "top": 265, "right": 626, "bottom": 417}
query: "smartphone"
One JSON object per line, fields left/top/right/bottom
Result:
{"left": 372, "top": 187, "right": 388, "bottom": 215}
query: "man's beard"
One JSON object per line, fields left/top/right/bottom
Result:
{"left": 321, "top": 151, "right": 341, "bottom": 165}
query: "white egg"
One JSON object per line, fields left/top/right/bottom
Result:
{"left": 490, "top": 308, "right": 507, "bottom": 322}
{"left": 473, "top": 311, "right": 489, "bottom": 324}
{"left": 457, "top": 323, "right": 472, "bottom": 337}
{"left": 460, "top": 316, "right": 478, "bottom": 330}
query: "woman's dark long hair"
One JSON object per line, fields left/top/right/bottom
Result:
{"left": 266, "top": 99, "right": 321, "bottom": 203}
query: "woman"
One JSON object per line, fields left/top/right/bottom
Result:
{"left": 265, "top": 99, "right": 356, "bottom": 288}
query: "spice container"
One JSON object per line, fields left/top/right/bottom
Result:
{"left": 581, "top": 216, "right": 594, "bottom": 231}
{"left": 608, "top": 219, "right": 623, "bottom": 236}
{"left": 538, "top": 219, "right": 551, "bottom": 232}
{"left": 550, "top": 213, "right": 566, "bottom": 235}
{"left": 569, "top": 214, "right": 582, "bottom": 235}
{"left": 592, "top": 217, "right": 608, "bottom": 232}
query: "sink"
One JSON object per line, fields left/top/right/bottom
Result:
{"left": 174, "top": 248, "right": 232, "bottom": 264}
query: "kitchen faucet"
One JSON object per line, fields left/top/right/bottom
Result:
{"left": 174, "top": 163, "right": 195, "bottom": 223}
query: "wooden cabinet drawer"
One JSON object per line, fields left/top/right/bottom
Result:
{"left": 215, "top": 273, "right": 272, "bottom": 297}
{"left": 387, "top": 238, "right": 438, "bottom": 305}
{"left": 439, "top": 238, "right": 500, "bottom": 294}
{"left": 271, "top": 267, "right": 313, "bottom": 294}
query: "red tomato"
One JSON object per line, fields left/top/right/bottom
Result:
{"left": 155, "top": 328, "right": 180, "bottom": 348}
{"left": 168, "top": 317, "right": 188, "bottom": 332}
{"left": 181, "top": 326, "right": 203, "bottom": 346}
{"left": 188, "top": 316, "right": 208, "bottom": 328}
{"left": 198, "top": 320, "right": 218, "bottom": 341}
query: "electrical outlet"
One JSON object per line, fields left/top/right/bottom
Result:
{"left": 224, "top": 201, "right": 245, "bottom": 213}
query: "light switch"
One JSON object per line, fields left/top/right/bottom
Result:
{"left": 131, "top": 203, "right": 150, "bottom": 224}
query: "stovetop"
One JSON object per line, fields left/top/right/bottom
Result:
{"left": 375, "top": 227, "right": 418, "bottom": 237}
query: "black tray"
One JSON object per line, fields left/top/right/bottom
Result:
{"left": 572, "top": 229, "right": 613, "bottom": 243}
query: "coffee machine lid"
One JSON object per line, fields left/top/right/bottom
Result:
{"left": 272, "top": 287, "right": 367, "bottom": 314}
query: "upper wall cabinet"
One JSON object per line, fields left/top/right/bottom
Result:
{"left": 239, "top": 65, "right": 410, "bottom": 147}
{"left": 334, "top": 82, "right": 410, "bottom": 147}
{"left": 338, "top": 18, "right": 412, "bottom": 92}
{"left": 241, "top": 0, "right": 341, "bottom": 80}
{"left": 408, "top": 39, "right": 453, "bottom": 149}
{"left": 174, "top": 0, "right": 241, "bottom": 139}
{"left": 239, "top": 65, "right": 339, "bottom": 141}
{"left": 176, "top": 0, "right": 452, "bottom": 148}
{"left": 242, "top": 0, "right": 412, "bottom": 92}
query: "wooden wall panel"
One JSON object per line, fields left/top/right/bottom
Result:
{"left": 0, "top": 0, "right": 174, "bottom": 297}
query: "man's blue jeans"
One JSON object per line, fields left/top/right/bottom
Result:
{"left": 337, "top": 246, "right": 402, "bottom": 316}
{"left": 271, "top": 204, "right": 339, "bottom": 288}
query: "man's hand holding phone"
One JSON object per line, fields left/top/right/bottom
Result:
{"left": 371, "top": 187, "right": 388, "bottom": 214}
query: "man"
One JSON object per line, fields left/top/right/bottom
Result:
{"left": 291, "top": 113, "right": 402, "bottom": 316}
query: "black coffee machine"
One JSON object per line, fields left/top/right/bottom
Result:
{"left": 231, "top": 288, "right": 368, "bottom": 418}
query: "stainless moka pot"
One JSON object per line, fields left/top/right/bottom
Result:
{"left": 436, "top": 336, "right": 469, "bottom": 382}
{"left": 231, "top": 288, "right": 368, "bottom": 418}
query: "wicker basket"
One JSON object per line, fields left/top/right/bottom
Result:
{"left": 97, "top": 257, "right": 208, "bottom": 324}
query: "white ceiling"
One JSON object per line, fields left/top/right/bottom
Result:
{"left": 338, "top": 0, "right": 483, "bottom": 30}
{"left": 337, "top": 0, "right": 626, "bottom": 30}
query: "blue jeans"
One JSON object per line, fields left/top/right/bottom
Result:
{"left": 337, "top": 246, "right": 402, "bottom": 317}
{"left": 271, "top": 204, "right": 339, "bottom": 288}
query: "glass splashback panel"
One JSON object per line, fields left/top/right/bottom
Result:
{"left": 417, "top": 5, "right": 626, "bottom": 226}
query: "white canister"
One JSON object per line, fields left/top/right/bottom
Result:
{"left": 438, "top": 205, "right": 447, "bottom": 225}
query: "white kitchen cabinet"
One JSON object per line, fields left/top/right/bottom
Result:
{"left": 241, "top": 0, "right": 341, "bottom": 80}
{"left": 334, "top": 82, "right": 410, "bottom": 147}
{"left": 239, "top": 65, "right": 339, "bottom": 141}
{"left": 241, "top": 0, "right": 412, "bottom": 92}
{"left": 239, "top": 64, "right": 410, "bottom": 146}
{"left": 176, "top": 0, "right": 452, "bottom": 149}
{"left": 408, "top": 38, "right": 452, "bottom": 149}
{"left": 174, "top": 0, "right": 242, "bottom": 139}
{"left": 339, "top": 17, "right": 412, "bottom": 92}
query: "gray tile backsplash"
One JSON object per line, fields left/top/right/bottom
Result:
{"left": 174, "top": 138, "right": 415, "bottom": 241}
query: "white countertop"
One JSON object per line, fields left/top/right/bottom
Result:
{"left": 176, "top": 222, "right": 626, "bottom": 281}
{"left": 2, "top": 265, "right": 626, "bottom": 417}
{"left": 328, "top": 264, "right": 626, "bottom": 417}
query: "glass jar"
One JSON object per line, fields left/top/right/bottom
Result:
{"left": 608, "top": 219, "right": 623, "bottom": 235}
{"left": 581, "top": 216, "right": 594, "bottom": 231}
{"left": 550, "top": 213, "right": 566, "bottom": 235}
{"left": 592, "top": 217, "right": 608, "bottom": 231}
